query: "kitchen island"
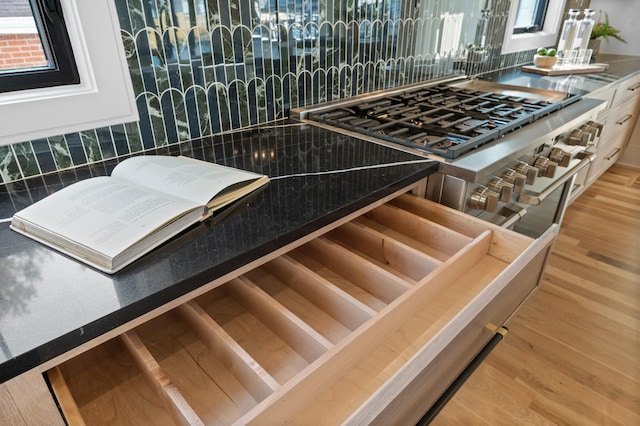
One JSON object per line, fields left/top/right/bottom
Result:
{"left": 0, "top": 118, "right": 556, "bottom": 425}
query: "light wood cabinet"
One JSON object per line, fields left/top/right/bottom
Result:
{"left": 587, "top": 73, "right": 640, "bottom": 183}
{"left": 28, "top": 194, "right": 555, "bottom": 425}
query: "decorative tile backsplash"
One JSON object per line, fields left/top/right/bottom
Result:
{"left": 1, "top": 0, "right": 540, "bottom": 184}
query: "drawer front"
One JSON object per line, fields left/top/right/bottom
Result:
{"left": 46, "top": 195, "right": 548, "bottom": 426}
{"left": 599, "top": 96, "right": 639, "bottom": 144}
{"left": 347, "top": 225, "right": 556, "bottom": 425}
{"left": 612, "top": 73, "right": 640, "bottom": 108}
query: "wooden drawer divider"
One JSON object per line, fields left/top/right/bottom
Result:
{"left": 297, "top": 237, "right": 412, "bottom": 304}
{"left": 176, "top": 301, "right": 280, "bottom": 402}
{"left": 193, "top": 288, "right": 311, "bottom": 386}
{"left": 327, "top": 220, "right": 442, "bottom": 282}
{"left": 390, "top": 195, "right": 532, "bottom": 263}
{"left": 363, "top": 203, "right": 473, "bottom": 256}
{"left": 119, "top": 331, "right": 204, "bottom": 426}
{"left": 227, "top": 276, "right": 334, "bottom": 362}
{"left": 237, "top": 230, "right": 493, "bottom": 425}
{"left": 259, "top": 255, "right": 377, "bottom": 331}
{"left": 45, "top": 196, "right": 530, "bottom": 426}
{"left": 47, "top": 367, "right": 85, "bottom": 426}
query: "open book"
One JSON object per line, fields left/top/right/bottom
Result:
{"left": 10, "top": 155, "right": 269, "bottom": 274}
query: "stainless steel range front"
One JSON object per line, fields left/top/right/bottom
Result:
{"left": 292, "top": 77, "right": 607, "bottom": 237}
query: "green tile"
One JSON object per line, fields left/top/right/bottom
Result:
{"left": 207, "top": 0, "right": 221, "bottom": 28}
{"left": 125, "top": 122, "right": 144, "bottom": 153}
{"left": 48, "top": 135, "right": 73, "bottom": 170}
{"left": 127, "top": 0, "right": 146, "bottom": 34}
{"left": 80, "top": 130, "right": 102, "bottom": 163}
{"left": 195, "top": 86, "right": 211, "bottom": 136}
{"left": 147, "top": 93, "right": 168, "bottom": 146}
{"left": 0, "top": 145, "right": 22, "bottom": 182}
{"left": 172, "top": 90, "right": 191, "bottom": 142}
{"left": 12, "top": 142, "right": 40, "bottom": 177}
{"left": 121, "top": 30, "right": 145, "bottom": 96}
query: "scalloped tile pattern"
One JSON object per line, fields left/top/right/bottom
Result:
{"left": 0, "top": 0, "right": 540, "bottom": 183}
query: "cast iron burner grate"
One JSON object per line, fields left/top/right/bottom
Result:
{"left": 308, "top": 84, "right": 573, "bottom": 159}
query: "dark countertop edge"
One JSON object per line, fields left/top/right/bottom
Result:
{"left": 0, "top": 162, "right": 438, "bottom": 384}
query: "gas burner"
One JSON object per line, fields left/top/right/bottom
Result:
{"left": 343, "top": 118, "right": 381, "bottom": 128}
{"left": 298, "top": 80, "right": 576, "bottom": 159}
{"left": 431, "top": 140, "right": 456, "bottom": 150}
{"left": 454, "top": 118, "right": 490, "bottom": 133}
{"left": 408, "top": 134, "right": 448, "bottom": 146}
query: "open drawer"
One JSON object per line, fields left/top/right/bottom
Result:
{"left": 46, "top": 194, "right": 556, "bottom": 425}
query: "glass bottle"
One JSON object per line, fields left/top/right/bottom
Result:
{"left": 557, "top": 9, "right": 580, "bottom": 52}
{"left": 474, "top": 9, "right": 491, "bottom": 48}
{"left": 573, "top": 9, "right": 595, "bottom": 50}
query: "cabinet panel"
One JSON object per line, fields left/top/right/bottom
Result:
{"left": 599, "top": 96, "right": 639, "bottom": 145}
{"left": 612, "top": 73, "right": 640, "bottom": 108}
{"left": 589, "top": 90, "right": 640, "bottom": 184}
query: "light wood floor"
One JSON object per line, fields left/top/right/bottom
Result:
{"left": 432, "top": 164, "right": 640, "bottom": 425}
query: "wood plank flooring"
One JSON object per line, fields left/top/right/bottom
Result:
{"left": 432, "top": 164, "right": 640, "bottom": 425}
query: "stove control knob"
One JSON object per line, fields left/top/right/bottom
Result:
{"left": 501, "top": 169, "right": 527, "bottom": 193}
{"left": 568, "top": 129, "right": 590, "bottom": 146}
{"left": 487, "top": 177, "right": 514, "bottom": 202}
{"left": 534, "top": 156, "right": 558, "bottom": 178}
{"left": 469, "top": 186, "right": 499, "bottom": 213}
{"left": 550, "top": 148, "right": 572, "bottom": 167}
{"left": 586, "top": 120, "right": 604, "bottom": 137}
{"left": 583, "top": 125, "right": 599, "bottom": 142}
{"left": 515, "top": 161, "right": 539, "bottom": 185}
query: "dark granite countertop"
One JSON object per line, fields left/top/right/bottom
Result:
{"left": 478, "top": 53, "right": 640, "bottom": 97}
{"left": 2, "top": 54, "right": 637, "bottom": 385}
{"left": 0, "top": 122, "right": 439, "bottom": 383}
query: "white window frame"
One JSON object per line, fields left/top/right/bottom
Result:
{"left": 501, "top": 0, "right": 567, "bottom": 54}
{"left": 0, "top": 0, "right": 138, "bottom": 146}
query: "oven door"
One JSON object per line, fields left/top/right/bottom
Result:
{"left": 511, "top": 153, "right": 594, "bottom": 238}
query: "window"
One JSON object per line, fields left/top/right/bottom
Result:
{"left": 0, "top": 0, "right": 138, "bottom": 146}
{"left": 501, "top": 0, "right": 566, "bottom": 54}
{"left": 0, "top": 0, "right": 79, "bottom": 93}
{"left": 513, "top": 0, "right": 550, "bottom": 34}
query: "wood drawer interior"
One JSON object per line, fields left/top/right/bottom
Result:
{"left": 46, "top": 195, "right": 537, "bottom": 426}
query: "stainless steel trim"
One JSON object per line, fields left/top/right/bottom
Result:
{"left": 438, "top": 98, "right": 607, "bottom": 183}
{"left": 289, "top": 75, "right": 467, "bottom": 120}
{"left": 518, "top": 153, "right": 595, "bottom": 205}
{"left": 448, "top": 79, "right": 572, "bottom": 104}
{"left": 502, "top": 207, "right": 527, "bottom": 228}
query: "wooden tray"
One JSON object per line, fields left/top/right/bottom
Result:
{"left": 522, "top": 63, "right": 609, "bottom": 76}
{"left": 45, "top": 195, "right": 556, "bottom": 425}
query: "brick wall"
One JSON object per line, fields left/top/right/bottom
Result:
{"left": 0, "top": 33, "right": 47, "bottom": 70}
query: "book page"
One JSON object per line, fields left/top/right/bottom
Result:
{"left": 111, "top": 155, "right": 264, "bottom": 206}
{"left": 12, "top": 177, "right": 201, "bottom": 258}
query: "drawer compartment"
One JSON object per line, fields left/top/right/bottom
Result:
{"left": 599, "top": 96, "right": 638, "bottom": 144}
{"left": 47, "top": 195, "right": 554, "bottom": 425}
{"left": 612, "top": 73, "right": 640, "bottom": 107}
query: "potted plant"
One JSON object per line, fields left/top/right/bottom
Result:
{"left": 588, "top": 11, "right": 627, "bottom": 57}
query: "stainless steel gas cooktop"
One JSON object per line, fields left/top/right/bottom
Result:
{"left": 292, "top": 78, "right": 579, "bottom": 160}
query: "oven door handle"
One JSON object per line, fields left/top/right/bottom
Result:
{"left": 518, "top": 153, "right": 595, "bottom": 205}
{"left": 501, "top": 206, "right": 527, "bottom": 228}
